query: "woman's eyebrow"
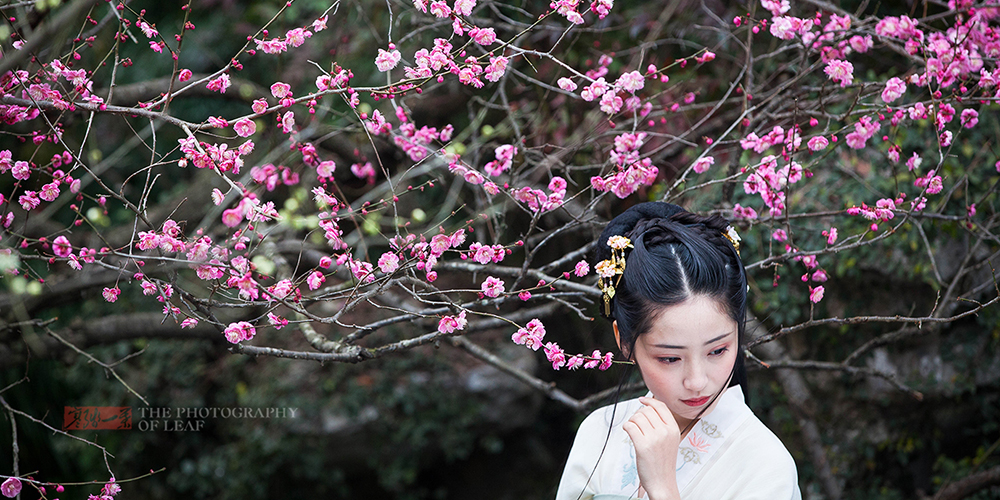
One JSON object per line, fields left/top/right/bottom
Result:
{"left": 652, "top": 331, "right": 734, "bottom": 349}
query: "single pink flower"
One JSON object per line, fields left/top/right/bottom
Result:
{"left": 307, "top": 270, "right": 325, "bottom": 290}
{"left": 378, "top": 251, "right": 400, "bottom": 274}
{"left": 481, "top": 276, "right": 505, "bottom": 298}
{"left": 2, "top": 478, "right": 22, "bottom": 498}
{"left": 233, "top": 118, "right": 256, "bottom": 137}
{"left": 809, "top": 285, "right": 825, "bottom": 303}
{"left": 52, "top": 235, "right": 72, "bottom": 257}
{"left": 557, "top": 77, "right": 577, "bottom": 91}
{"left": 375, "top": 48, "right": 401, "bottom": 72}
{"left": 692, "top": 156, "right": 714, "bottom": 174}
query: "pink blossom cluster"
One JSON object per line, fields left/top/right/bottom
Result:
{"left": 510, "top": 318, "right": 614, "bottom": 370}
{"left": 468, "top": 242, "right": 508, "bottom": 265}
{"left": 177, "top": 136, "right": 253, "bottom": 173}
{"left": 741, "top": 155, "right": 806, "bottom": 217}
{"left": 252, "top": 25, "right": 317, "bottom": 55}
{"left": 250, "top": 163, "right": 300, "bottom": 192}
{"left": 740, "top": 125, "right": 800, "bottom": 154}
{"left": 382, "top": 113, "right": 450, "bottom": 163}
{"left": 513, "top": 176, "right": 568, "bottom": 212}
{"left": 437, "top": 310, "right": 468, "bottom": 333}
{"left": 484, "top": 144, "right": 517, "bottom": 176}
{"left": 404, "top": 38, "right": 456, "bottom": 79}
{"left": 378, "top": 227, "right": 468, "bottom": 281}
{"left": 590, "top": 132, "right": 659, "bottom": 198}
{"left": 3, "top": 155, "right": 84, "bottom": 221}
{"left": 845, "top": 115, "right": 880, "bottom": 150}
{"left": 578, "top": 69, "right": 644, "bottom": 115}
{"left": 2, "top": 59, "right": 103, "bottom": 124}
{"left": 224, "top": 321, "right": 257, "bottom": 343}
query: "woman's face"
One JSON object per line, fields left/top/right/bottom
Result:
{"left": 617, "top": 294, "right": 738, "bottom": 430}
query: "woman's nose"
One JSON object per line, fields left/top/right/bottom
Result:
{"left": 684, "top": 361, "right": 708, "bottom": 392}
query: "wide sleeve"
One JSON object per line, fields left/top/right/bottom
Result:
{"left": 555, "top": 407, "right": 617, "bottom": 500}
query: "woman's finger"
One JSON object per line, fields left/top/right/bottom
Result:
{"left": 639, "top": 396, "right": 680, "bottom": 431}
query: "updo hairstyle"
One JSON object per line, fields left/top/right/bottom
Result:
{"left": 593, "top": 202, "right": 749, "bottom": 393}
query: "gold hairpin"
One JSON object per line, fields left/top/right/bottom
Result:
{"left": 597, "top": 235, "right": 633, "bottom": 315}
{"left": 724, "top": 226, "right": 741, "bottom": 256}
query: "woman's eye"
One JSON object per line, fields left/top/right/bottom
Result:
{"left": 658, "top": 357, "right": 681, "bottom": 364}
{"left": 709, "top": 346, "right": 729, "bottom": 356}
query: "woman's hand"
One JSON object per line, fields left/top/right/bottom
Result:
{"left": 623, "top": 396, "right": 682, "bottom": 500}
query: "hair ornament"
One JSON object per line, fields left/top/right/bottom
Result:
{"left": 724, "top": 226, "right": 741, "bottom": 256}
{"left": 597, "top": 235, "right": 633, "bottom": 316}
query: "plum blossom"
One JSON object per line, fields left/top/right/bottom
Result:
{"left": 11, "top": 161, "right": 29, "bottom": 180}
{"left": 599, "top": 90, "right": 623, "bottom": 114}
{"left": 914, "top": 170, "right": 943, "bottom": 194}
{"left": 307, "top": 270, "right": 325, "bottom": 290}
{"left": 961, "top": 109, "right": 979, "bottom": 129}
{"left": 580, "top": 78, "right": 608, "bottom": 101}
{"left": 825, "top": 227, "right": 838, "bottom": 245}
{"left": 544, "top": 342, "right": 567, "bottom": 369}
{"left": 52, "top": 235, "right": 73, "bottom": 257}
{"left": 280, "top": 111, "right": 295, "bottom": 133}
{"left": 252, "top": 98, "right": 268, "bottom": 114}
{"left": 557, "top": 77, "right": 577, "bottom": 91}
{"left": 881, "top": 77, "right": 906, "bottom": 103}
{"left": 809, "top": 285, "right": 825, "bottom": 303}
{"left": 375, "top": 47, "right": 402, "bottom": 72}
{"left": 692, "top": 156, "right": 714, "bottom": 174}
{"left": 770, "top": 16, "right": 801, "bottom": 40}
{"left": 351, "top": 162, "right": 376, "bottom": 184}
{"left": 206, "top": 73, "right": 231, "bottom": 93}
{"left": 470, "top": 27, "right": 496, "bottom": 46}
{"left": 378, "top": 251, "right": 401, "bottom": 274}
{"left": 103, "top": 287, "right": 120, "bottom": 303}
{"left": 437, "top": 311, "right": 468, "bottom": 334}
{"left": 824, "top": 60, "right": 854, "bottom": 87}
{"left": 270, "top": 82, "right": 292, "bottom": 99}
{"left": 285, "top": 27, "right": 311, "bottom": 47}
{"left": 39, "top": 181, "right": 60, "bottom": 201}
{"left": 350, "top": 259, "right": 376, "bottom": 283}
{"left": 807, "top": 136, "right": 829, "bottom": 151}
{"left": 454, "top": 0, "right": 476, "bottom": 15}
{"left": 615, "top": 71, "right": 644, "bottom": 93}
{"left": 695, "top": 51, "right": 716, "bottom": 64}
{"left": 481, "top": 276, "right": 505, "bottom": 297}
{"left": 511, "top": 318, "right": 546, "bottom": 350}
{"left": 591, "top": 0, "right": 613, "bottom": 18}
{"left": 761, "top": 0, "right": 790, "bottom": 16}
{"left": 223, "top": 321, "right": 256, "bottom": 343}
{"left": 233, "top": 118, "right": 256, "bottom": 137}
{"left": 2, "top": 478, "right": 21, "bottom": 498}
{"left": 574, "top": 260, "right": 590, "bottom": 277}
{"left": 732, "top": 204, "right": 758, "bottom": 220}
{"left": 268, "top": 313, "right": 288, "bottom": 329}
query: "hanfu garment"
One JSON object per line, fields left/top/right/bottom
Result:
{"left": 555, "top": 387, "right": 801, "bottom": 500}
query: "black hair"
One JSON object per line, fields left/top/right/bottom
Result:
{"left": 594, "top": 201, "right": 749, "bottom": 398}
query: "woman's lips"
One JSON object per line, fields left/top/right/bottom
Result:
{"left": 682, "top": 397, "right": 710, "bottom": 407}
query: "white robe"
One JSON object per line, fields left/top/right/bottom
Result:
{"left": 555, "top": 387, "right": 802, "bottom": 500}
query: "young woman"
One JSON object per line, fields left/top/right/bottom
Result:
{"left": 556, "top": 202, "right": 801, "bottom": 500}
